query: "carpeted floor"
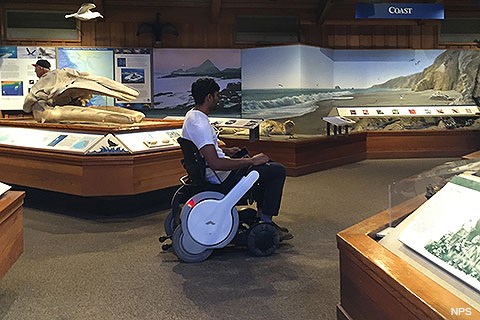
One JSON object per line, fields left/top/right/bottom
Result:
{"left": 0, "top": 158, "right": 454, "bottom": 320}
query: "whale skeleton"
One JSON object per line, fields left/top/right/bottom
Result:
{"left": 23, "top": 68, "right": 144, "bottom": 124}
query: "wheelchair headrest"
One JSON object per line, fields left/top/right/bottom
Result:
{"left": 177, "top": 137, "right": 207, "bottom": 185}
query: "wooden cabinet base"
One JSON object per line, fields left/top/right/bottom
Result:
{"left": 336, "top": 197, "right": 480, "bottom": 320}
{"left": 0, "top": 126, "right": 477, "bottom": 195}
{"left": 221, "top": 130, "right": 479, "bottom": 176}
{"left": 367, "top": 130, "right": 480, "bottom": 158}
{"left": 221, "top": 133, "right": 367, "bottom": 176}
{"left": 0, "top": 191, "right": 25, "bottom": 279}
{"left": 0, "top": 146, "right": 184, "bottom": 196}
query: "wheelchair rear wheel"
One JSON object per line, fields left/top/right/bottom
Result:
{"left": 166, "top": 185, "right": 198, "bottom": 236}
{"left": 163, "top": 210, "right": 176, "bottom": 236}
{"left": 172, "top": 226, "right": 213, "bottom": 263}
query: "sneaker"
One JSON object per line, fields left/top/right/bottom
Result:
{"left": 272, "top": 222, "right": 293, "bottom": 241}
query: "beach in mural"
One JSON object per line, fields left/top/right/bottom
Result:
{"left": 152, "top": 49, "right": 241, "bottom": 117}
{"left": 242, "top": 46, "right": 480, "bottom": 135}
{"left": 242, "top": 88, "right": 356, "bottom": 120}
{"left": 242, "top": 87, "right": 446, "bottom": 135}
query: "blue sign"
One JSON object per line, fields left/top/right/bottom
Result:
{"left": 355, "top": 3, "right": 444, "bottom": 20}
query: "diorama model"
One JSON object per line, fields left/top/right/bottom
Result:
{"left": 219, "top": 119, "right": 296, "bottom": 137}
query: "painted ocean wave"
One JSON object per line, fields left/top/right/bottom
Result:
{"left": 242, "top": 89, "right": 353, "bottom": 119}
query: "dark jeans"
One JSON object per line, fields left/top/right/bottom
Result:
{"left": 223, "top": 162, "right": 286, "bottom": 217}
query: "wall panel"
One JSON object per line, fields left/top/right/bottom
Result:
{"left": 81, "top": 23, "right": 96, "bottom": 46}
{"left": 110, "top": 22, "right": 125, "bottom": 47}
{"left": 359, "top": 26, "right": 373, "bottom": 48}
{"left": 0, "top": 2, "right": 479, "bottom": 50}
{"left": 124, "top": 22, "right": 140, "bottom": 47}
{"left": 397, "top": 26, "right": 409, "bottom": 48}
{"left": 95, "top": 22, "right": 111, "bottom": 47}
{"left": 348, "top": 25, "right": 360, "bottom": 48}
{"left": 372, "top": 26, "right": 385, "bottom": 48}
{"left": 385, "top": 26, "right": 397, "bottom": 48}
{"left": 410, "top": 25, "right": 422, "bottom": 49}
{"left": 334, "top": 25, "right": 347, "bottom": 48}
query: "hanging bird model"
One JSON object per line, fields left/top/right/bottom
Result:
{"left": 65, "top": 3, "right": 103, "bottom": 21}
{"left": 137, "top": 13, "right": 179, "bottom": 46}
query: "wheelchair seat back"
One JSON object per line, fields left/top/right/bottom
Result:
{"left": 177, "top": 137, "right": 209, "bottom": 187}
{"left": 177, "top": 137, "right": 256, "bottom": 202}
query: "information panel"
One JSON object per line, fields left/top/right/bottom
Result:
{"left": 0, "top": 46, "right": 56, "bottom": 110}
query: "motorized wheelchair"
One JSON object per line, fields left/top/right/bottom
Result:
{"left": 159, "top": 137, "right": 280, "bottom": 262}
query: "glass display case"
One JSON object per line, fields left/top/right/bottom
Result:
{"left": 337, "top": 159, "right": 480, "bottom": 320}
{"left": 337, "top": 105, "right": 480, "bottom": 133}
{"left": 379, "top": 160, "right": 480, "bottom": 309}
{"left": 386, "top": 159, "right": 480, "bottom": 228}
{"left": 0, "top": 118, "right": 185, "bottom": 196}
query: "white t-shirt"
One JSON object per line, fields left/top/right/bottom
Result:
{"left": 181, "top": 109, "right": 231, "bottom": 184}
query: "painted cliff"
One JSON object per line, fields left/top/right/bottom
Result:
{"left": 372, "top": 50, "right": 480, "bottom": 104}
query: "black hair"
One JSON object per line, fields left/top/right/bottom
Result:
{"left": 191, "top": 78, "right": 220, "bottom": 105}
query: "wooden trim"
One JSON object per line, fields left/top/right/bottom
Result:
{"left": 0, "top": 118, "right": 183, "bottom": 134}
{"left": 462, "top": 150, "right": 480, "bottom": 159}
{"left": 211, "top": 0, "right": 222, "bottom": 23}
{"left": 337, "top": 196, "right": 480, "bottom": 319}
{"left": 0, "top": 191, "right": 25, "bottom": 279}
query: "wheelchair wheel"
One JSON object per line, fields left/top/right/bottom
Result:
{"left": 167, "top": 185, "right": 195, "bottom": 236}
{"left": 163, "top": 210, "right": 176, "bottom": 236}
{"left": 172, "top": 226, "right": 213, "bottom": 263}
{"left": 247, "top": 223, "right": 279, "bottom": 257}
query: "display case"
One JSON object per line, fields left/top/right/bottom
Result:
{"left": 386, "top": 159, "right": 480, "bottom": 227}
{"left": 336, "top": 105, "right": 480, "bottom": 132}
{"left": 0, "top": 119, "right": 183, "bottom": 155}
{"left": 0, "top": 118, "right": 186, "bottom": 196}
{"left": 337, "top": 160, "right": 480, "bottom": 320}
{"left": 165, "top": 116, "right": 263, "bottom": 142}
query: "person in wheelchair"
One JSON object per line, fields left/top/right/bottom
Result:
{"left": 181, "top": 77, "right": 293, "bottom": 241}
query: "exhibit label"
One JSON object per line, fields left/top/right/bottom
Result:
{"left": 355, "top": 3, "right": 444, "bottom": 20}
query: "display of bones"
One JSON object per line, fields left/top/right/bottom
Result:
{"left": 23, "top": 68, "right": 144, "bottom": 124}
{"left": 220, "top": 120, "right": 295, "bottom": 137}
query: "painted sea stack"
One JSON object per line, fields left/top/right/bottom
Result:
{"left": 153, "top": 49, "right": 242, "bottom": 116}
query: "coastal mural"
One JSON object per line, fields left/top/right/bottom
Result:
{"left": 153, "top": 49, "right": 241, "bottom": 117}
{"left": 241, "top": 45, "right": 480, "bottom": 134}
{"left": 1, "top": 45, "right": 479, "bottom": 132}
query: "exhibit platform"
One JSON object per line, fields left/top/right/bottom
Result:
{"left": 1, "top": 117, "right": 478, "bottom": 195}
{"left": 0, "top": 118, "right": 185, "bottom": 196}
{"left": 221, "top": 133, "right": 367, "bottom": 176}
{"left": 221, "top": 129, "right": 480, "bottom": 176}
